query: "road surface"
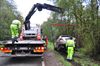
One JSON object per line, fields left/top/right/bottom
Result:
{"left": 0, "top": 50, "right": 63, "bottom": 66}
{"left": 0, "top": 57, "right": 43, "bottom": 66}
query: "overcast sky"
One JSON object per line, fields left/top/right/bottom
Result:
{"left": 13, "top": 0, "right": 53, "bottom": 25}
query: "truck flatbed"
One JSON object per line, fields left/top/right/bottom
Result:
{"left": 0, "top": 40, "right": 45, "bottom": 45}
{"left": 0, "top": 40, "right": 45, "bottom": 57}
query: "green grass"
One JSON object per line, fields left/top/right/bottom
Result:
{"left": 54, "top": 51, "right": 72, "bottom": 66}
{"left": 74, "top": 51, "right": 100, "bottom": 66}
{"left": 47, "top": 42, "right": 72, "bottom": 66}
{"left": 47, "top": 42, "right": 54, "bottom": 50}
{"left": 47, "top": 42, "right": 100, "bottom": 66}
{"left": 74, "top": 57, "right": 99, "bottom": 66}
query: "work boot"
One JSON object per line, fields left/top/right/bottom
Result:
{"left": 15, "top": 37, "right": 18, "bottom": 42}
{"left": 15, "top": 39, "right": 18, "bottom": 42}
{"left": 12, "top": 37, "right": 18, "bottom": 44}
{"left": 66, "top": 59, "right": 72, "bottom": 62}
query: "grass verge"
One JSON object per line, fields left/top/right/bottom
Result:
{"left": 74, "top": 50, "right": 100, "bottom": 66}
{"left": 47, "top": 42, "right": 100, "bottom": 66}
{"left": 47, "top": 42, "right": 72, "bottom": 66}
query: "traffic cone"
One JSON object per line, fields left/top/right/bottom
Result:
{"left": 37, "top": 34, "right": 41, "bottom": 40}
{"left": 19, "top": 33, "right": 23, "bottom": 41}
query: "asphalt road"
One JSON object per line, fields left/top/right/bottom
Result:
{"left": 0, "top": 57, "right": 42, "bottom": 66}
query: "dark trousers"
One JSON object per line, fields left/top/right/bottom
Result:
{"left": 12, "top": 37, "right": 18, "bottom": 44}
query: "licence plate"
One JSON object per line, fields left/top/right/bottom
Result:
{"left": 19, "top": 47, "right": 28, "bottom": 50}
{"left": 4, "top": 54, "right": 11, "bottom": 56}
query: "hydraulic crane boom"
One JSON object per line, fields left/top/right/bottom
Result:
{"left": 24, "top": 3, "right": 63, "bottom": 30}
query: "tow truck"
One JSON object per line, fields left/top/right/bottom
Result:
{"left": 0, "top": 3, "right": 63, "bottom": 57}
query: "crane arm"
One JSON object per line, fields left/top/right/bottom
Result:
{"left": 24, "top": 3, "right": 64, "bottom": 30}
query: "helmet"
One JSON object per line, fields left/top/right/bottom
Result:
{"left": 12, "top": 20, "right": 20, "bottom": 25}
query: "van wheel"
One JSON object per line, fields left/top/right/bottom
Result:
{"left": 54, "top": 47, "right": 57, "bottom": 51}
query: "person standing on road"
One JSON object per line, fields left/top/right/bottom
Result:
{"left": 66, "top": 37, "right": 75, "bottom": 61}
{"left": 10, "top": 19, "right": 21, "bottom": 44}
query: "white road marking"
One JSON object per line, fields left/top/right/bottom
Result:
{"left": 42, "top": 61, "right": 45, "bottom": 66}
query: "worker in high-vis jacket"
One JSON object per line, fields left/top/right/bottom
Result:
{"left": 10, "top": 19, "right": 21, "bottom": 44}
{"left": 66, "top": 37, "right": 75, "bottom": 61}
